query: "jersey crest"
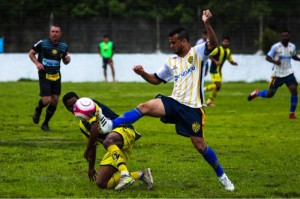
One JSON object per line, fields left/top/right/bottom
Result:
{"left": 192, "top": 121, "right": 201, "bottom": 133}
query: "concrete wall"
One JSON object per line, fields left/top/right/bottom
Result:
{"left": 1, "top": 53, "right": 300, "bottom": 82}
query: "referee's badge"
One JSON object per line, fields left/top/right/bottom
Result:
{"left": 188, "top": 56, "right": 194, "bottom": 64}
{"left": 192, "top": 122, "right": 201, "bottom": 133}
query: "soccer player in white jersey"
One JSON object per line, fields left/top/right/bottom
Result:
{"left": 248, "top": 30, "right": 300, "bottom": 119}
{"left": 97, "top": 10, "right": 235, "bottom": 191}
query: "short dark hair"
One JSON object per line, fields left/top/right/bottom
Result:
{"left": 222, "top": 36, "right": 230, "bottom": 41}
{"left": 169, "top": 28, "right": 189, "bottom": 42}
{"left": 62, "top": 92, "right": 79, "bottom": 107}
{"left": 281, "top": 30, "right": 290, "bottom": 34}
{"left": 202, "top": 30, "right": 208, "bottom": 34}
{"left": 103, "top": 34, "right": 109, "bottom": 38}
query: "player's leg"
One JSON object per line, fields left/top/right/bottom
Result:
{"left": 248, "top": 76, "right": 279, "bottom": 101}
{"left": 41, "top": 94, "right": 59, "bottom": 131}
{"left": 205, "top": 73, "right": 221, "bottom": 106}
{"left": 103, "top": 131, "right": 135, "bottom": 190}
{"left": 286, "top": 75, "right": 298, "bottom": 119}
{"left": 103, "top": 58, "right": 108, "bottom": 82}
{"left": 99, "top": 98, "right": 165, "bottom": 133}
{"left": 101, "top": 167, "right": 153, "bottom": 190}
{"left": 97, "top": 165, "right": 118, "bottom": 189}
{"left": 108, "top": 59, "right": 115, "bottom": 82}
{"left": 33, "top": 75, "right": 51, "bottom": 125}
{"left": 41, "top": 79, "right": 61, "bottom": 131}
{"left": 182, "top": 107, "right": 234, "bottom": 191}
{"left": 191, "top": 136, "right": 234, "bottom": 191}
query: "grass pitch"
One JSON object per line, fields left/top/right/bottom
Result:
{"left": 0, "top": 81, "right": 299, "bottom": 198}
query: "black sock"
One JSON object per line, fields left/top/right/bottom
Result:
{"left": 37, "top": 99, "right": 47, "bottom": 111}
{"left": 43, "top": 105, "right": 57, "bottom": 125}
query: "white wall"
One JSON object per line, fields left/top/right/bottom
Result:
{"left": 1, "top": 53, "right": 300, "bottom": 82}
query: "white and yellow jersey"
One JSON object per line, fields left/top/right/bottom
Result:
{"left": 267, "top": 42, "right": 297, "bottom": 77}
{"left": 155, "top": 43, "right": 208, "bottom": 108}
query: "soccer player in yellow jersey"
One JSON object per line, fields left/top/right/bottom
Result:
{"left": 62, "top": 92, "right": 153, "bottom": 191}
{"left": 97, "top": 10, "right": 235, "bottom": 191}
{"left": 204, "top": 36, "right": 238, "bottom": 106}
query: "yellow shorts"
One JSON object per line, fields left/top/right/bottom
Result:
{"left": 210, "top": 72, "right": 222, "bottom": 82}
{"left": 100, "top": 127, "right": 136, "bottom": 168}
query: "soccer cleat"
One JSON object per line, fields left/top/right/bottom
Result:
{"left": 98, "top": 107, "right": 113, "bottom": 134}
{"left": 218, "top": 173, "right": 235, "bottom": 191}
{"left": 289, "top": 113, "right": 297, "bottom": 119}
{"left": 115, "top": 174, "right": 135, "bottom": 191}
{"left": 41, "top": 123, "right": 50, "bottom": 131}
{"left": 248, "top": 89, "right": 259, "bottom": 101}
{"left": 140, "top": 168, "right": 154, "bottom": 190}
{"left": 32, "top": 107, "right": 42, "bottom": 124}
{"left": 206, "top": 101, "right": 215, "bottom": 107}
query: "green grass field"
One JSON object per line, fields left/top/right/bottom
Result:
{"left": 0, "top": 81, "right": 299, "bottom": 198}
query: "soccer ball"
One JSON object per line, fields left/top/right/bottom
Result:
{"left": 73, "top": 97, "right": 96, "bottom": 121}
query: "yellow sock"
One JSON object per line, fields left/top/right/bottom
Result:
{"left": 106, "top": 171, "right": 139, "bottom": 188}
{"left": 130, "top": 171, "right": 140, "bottom": 180}
{"left": 107, "top": 172, "right": 121, "bottom": 188}
{"left": 107, "top": 145, "right": 128, "bottom": 173}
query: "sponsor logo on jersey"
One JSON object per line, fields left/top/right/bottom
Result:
{"left": 174, "top": 66, "right": 196, "bottom": 81}
{"left": 52, "top": 49, "right": 58, "bottom": 55}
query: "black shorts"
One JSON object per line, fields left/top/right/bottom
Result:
{"left": 38, "top": 71, "right": 61, "bottom": 96}
{"left": 156, "top": 94, "right": 205, "bottom": 138}
{"left": 269, "top": 73, "right": 298, "bottom": 92}
{"left": 102, "top": 58, "right": 113, "bottom": 69}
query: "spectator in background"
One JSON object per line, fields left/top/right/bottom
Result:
{"left": 204, "top": 36, "right": 238, "bottom": 107}
{"left": 195, "top": 30, "right": 209, "bottom": 76}
{"left": 98, "top": 35, "right": 115, "bottom": 82}
{"left": 29, "top": 25, "right": 70, "bottom": 131}
{"left": 248, "top": 30, "right": 300, "bottom": 119}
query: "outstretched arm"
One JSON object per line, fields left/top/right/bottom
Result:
{"left": 202, "top": 10, "right": 218, "bottom": 51}
{"left": 133, "top": 65, "right": 162, "bottom": 85}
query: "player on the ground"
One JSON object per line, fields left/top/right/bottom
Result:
{"left": 62, "top": 92, "right": 153, "bottom": 191}
{"left": 204, "top": 36, "right": 238, "bottom": 107}
{"left": 248, "top": 30, "right": 300, "bottom": 119}
{"left": 95, "top": 10, "right": 235, "bottom": 191}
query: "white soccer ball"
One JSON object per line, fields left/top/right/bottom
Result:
{"left": 73, "top": 97, "right": 96, "bottom": 121}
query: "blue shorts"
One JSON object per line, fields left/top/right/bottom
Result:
{"left": 269, "top": 73, "right": 298, "bottom": 92}
{"left": 156, "top": 94, "right": 205, "bottom": 138}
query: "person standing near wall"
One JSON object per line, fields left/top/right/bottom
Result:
{"left": 29, "top": 25, "right": 70, "bottom": 131}
{"left": 98, "top": 35, "right": 115, "bottom": 82}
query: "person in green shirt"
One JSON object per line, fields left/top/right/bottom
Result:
{"left": 98, "top": 34, "right": 116, "bottom": 82}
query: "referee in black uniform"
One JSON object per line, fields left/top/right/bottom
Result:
{"left": 29, "top": 25, "right": 71, "bottom": 131}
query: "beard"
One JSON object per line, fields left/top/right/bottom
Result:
{"left": 282, "top": 39, "right": 289, "bottom": 46}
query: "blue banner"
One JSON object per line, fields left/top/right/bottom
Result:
{"left": 0, "top": 38, "right": 4, "bottom": 53}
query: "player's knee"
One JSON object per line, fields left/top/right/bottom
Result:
{"left": 42, "top": 97, "right": 52, "bottom": 105}
{"left": 215, "top": 83, "right": 221, "bottom": 91}
{"left": 137, "top": 103, "right": 149, "bottom": 114}
{"left": 96, "top": 181, "right": 107, "bottom": 189}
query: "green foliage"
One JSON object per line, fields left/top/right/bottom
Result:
{"left": 0, "top": 82, "right": 300, "bottom": 197}
{"left": 261, "top": 28, "right": 278, "bottom": 54}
